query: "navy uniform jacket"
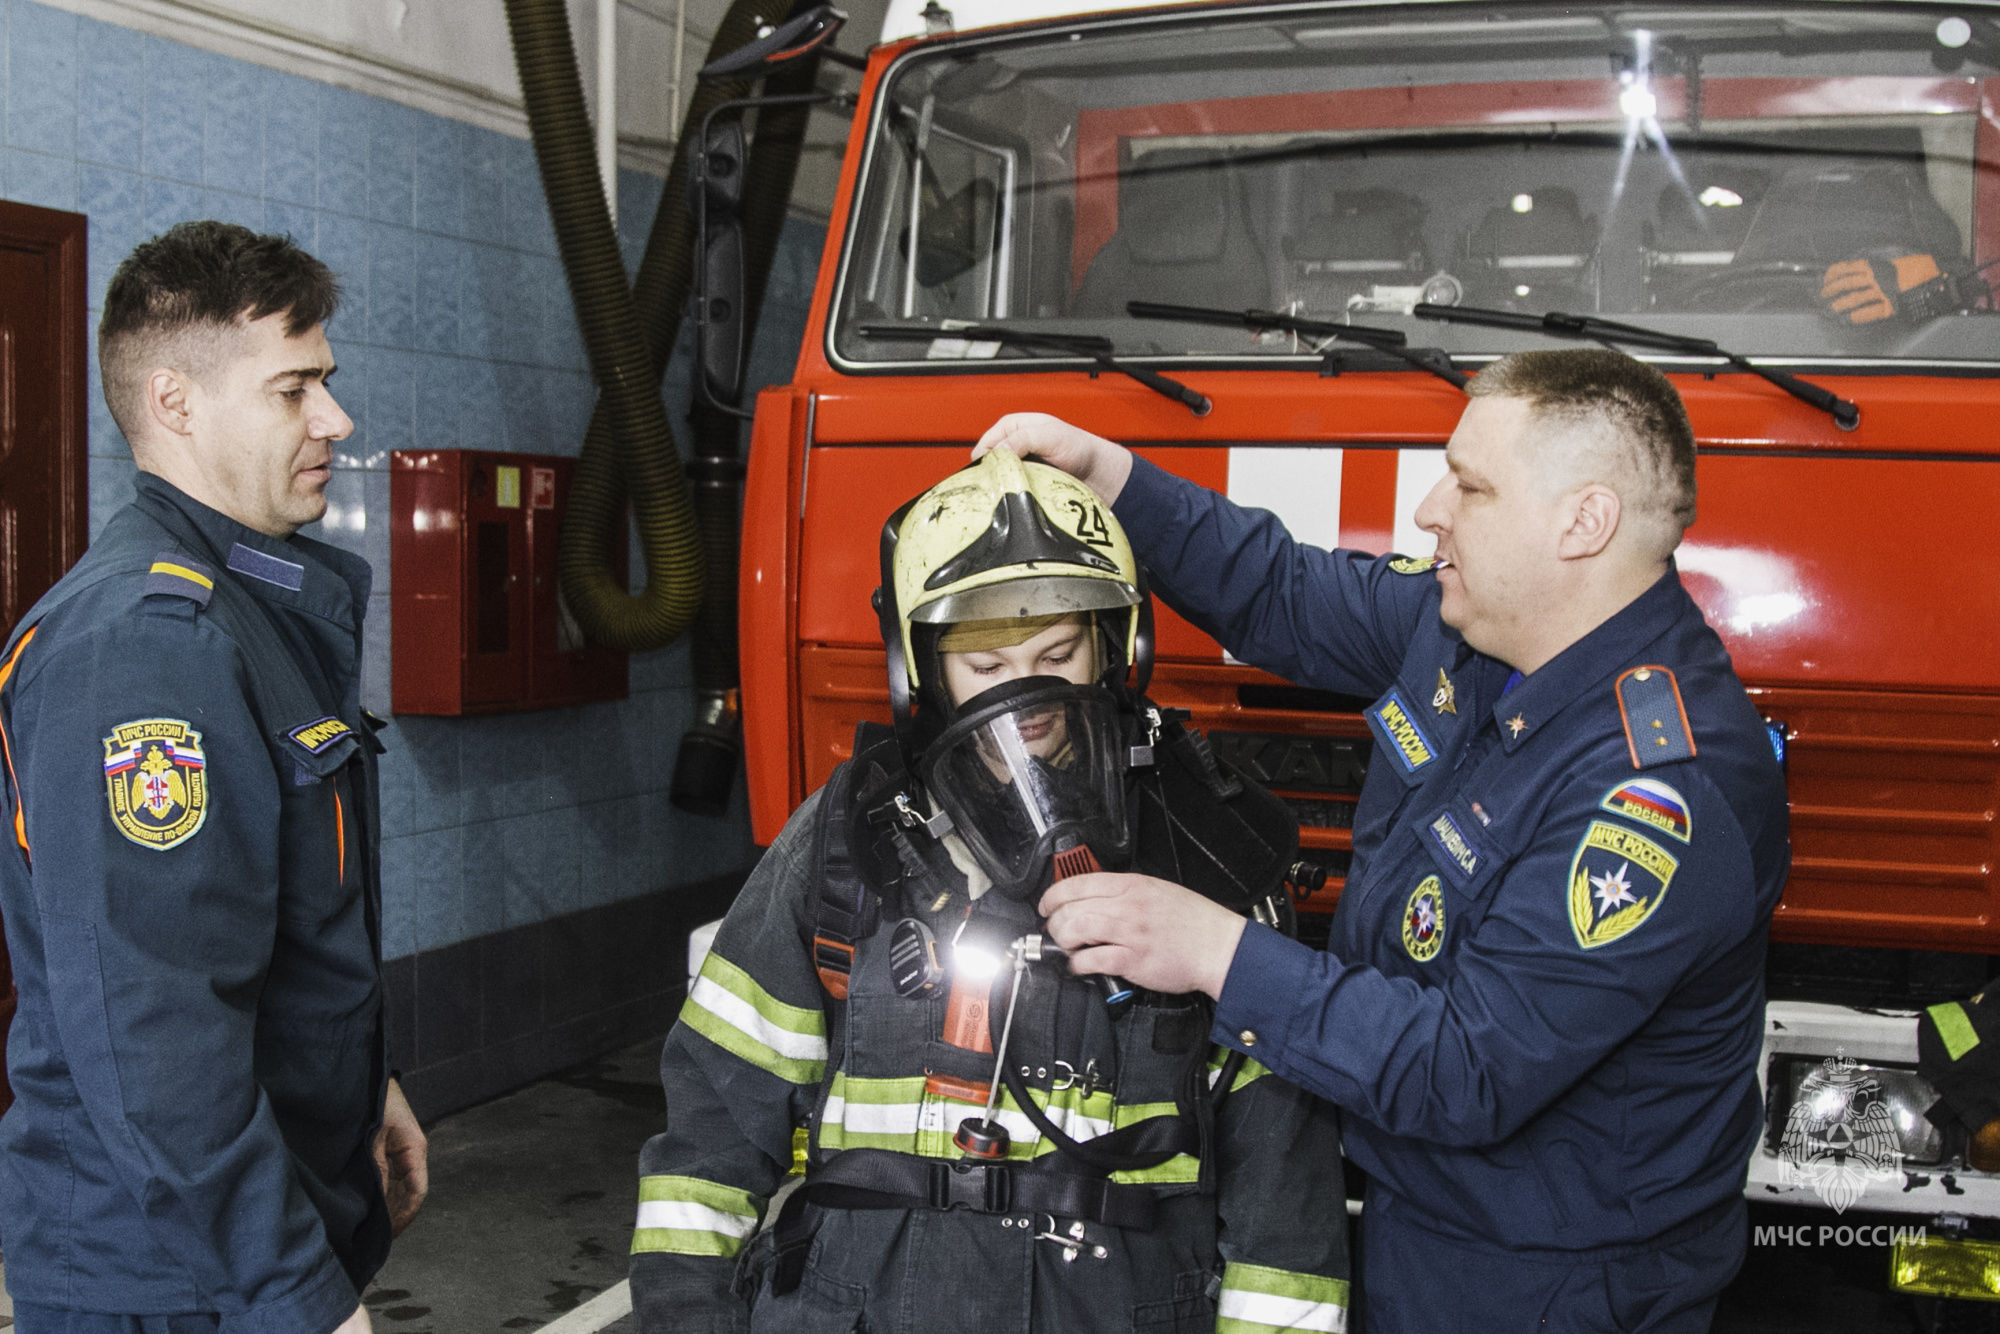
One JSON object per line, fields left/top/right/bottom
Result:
{"left": 0, "top": 474, "right": 389, "bottom": 1332}
{"left": 1114, "top": 456, "right": 1789, "bottom": 1254}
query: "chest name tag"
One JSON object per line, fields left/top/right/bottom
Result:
{"left": 1568, "top": 819, "right": 1678, "bottom": 950}
{"left": 1429, "top": 811, "right": 1480, "bottom": 876}
{"left": 289, "top": 716, "right": 355, "bottom": 755}
{"left": 103, "top": 719, "right": 209, "bottom": 851}
{"left": 1599, "top": 777, "right": 1692, "bottom": 843}
{"left": 1372, "top": 690, "right": 1437, "bottom": 774}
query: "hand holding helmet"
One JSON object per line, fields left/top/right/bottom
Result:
{"left": 972, "top": 413, "right": 1135, "bottom": 505}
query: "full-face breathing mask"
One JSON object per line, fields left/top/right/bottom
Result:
{"left": 920, "top": 675, "right": 1134, "bottom": 901}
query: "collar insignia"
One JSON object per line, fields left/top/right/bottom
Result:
{"left": 1432, "top": 668, "right": 1456, "bottom": 715}
{"left": 1505, "top": 714, "right": 1528, "bottom": 738}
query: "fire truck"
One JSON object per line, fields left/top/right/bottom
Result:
{"left": 731, "top": 0, "right": 2000, "bottom": 1304}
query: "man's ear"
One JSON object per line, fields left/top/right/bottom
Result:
{"left": 1557, "top": 484, "right": 1621, "bottom": 561}
{"left": 144, "top": 368, "right": 196, "bottom": 443}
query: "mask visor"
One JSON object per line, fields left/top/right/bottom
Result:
{"left": 922, "top": 677, "right": 1131, "bottom": 899}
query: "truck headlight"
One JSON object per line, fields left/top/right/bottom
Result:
{"left": 1768, "top": 1054, "right": 1944, "bottom": 1168}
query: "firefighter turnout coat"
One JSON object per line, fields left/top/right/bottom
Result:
{"left": 632, "top": 724, "right": 1352, "bottom": 1334}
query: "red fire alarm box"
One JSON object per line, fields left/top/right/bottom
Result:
{"left": 390, "top": 450, "right": 627, "bottom": 714}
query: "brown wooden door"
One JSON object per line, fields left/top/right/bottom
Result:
{"left": 0, "top": 201, "right": 89, "bottom": 1113}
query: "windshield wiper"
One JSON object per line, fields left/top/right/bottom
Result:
{"left": 1411, "top": 304, "right": 1859, "bottom": 430}
{"left": 1126, "top": 301, "right": 1471, "bottom": 390}
{"left": 858, "top": 322, "right": 1212, "bottom": 416}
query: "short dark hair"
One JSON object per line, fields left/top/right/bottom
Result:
{"left": 98, "top": 221, "right": 340, "bottom": 442}
{"left": 1469, "top": 348, "right": 1698, "bottom": 547}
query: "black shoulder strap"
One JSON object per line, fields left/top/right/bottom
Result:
{"left": 810, "top": 720, "right": 916, "bottom": 999}
{"left": 1134, "top": 704, "right": 1300, "bottom": 915}
{"left": 809, "top": 756, "right": 870, "bottom": 1001}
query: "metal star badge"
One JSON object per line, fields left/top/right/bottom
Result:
{"left": 1432, "top": 668, "right": 1456, "bottom": 715}
{"left": 1505, "top": 714, "right": 1528, "bottom": 738}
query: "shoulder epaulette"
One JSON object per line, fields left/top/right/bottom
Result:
{"left": 1615, "top": 665, "right": 1696, "bottom": 769}
{"left": 143, "top": 553, "right": 215, "bottom": 608}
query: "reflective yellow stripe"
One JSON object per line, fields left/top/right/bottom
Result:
{"left": 1218, "top": 1262, "right": 1350, "bottom": 1332}
{"left": 148, "top": 561, "right": 214, "bottom": 589}
{"left": 682, "top": 951, "right": 828, "bottom": 1085}
{"left": 1210, "top": 1048, "right": 1272, "bottom": 1092}
{"left": 819, "top": 1073, "right": 1200, "bottom": 1182}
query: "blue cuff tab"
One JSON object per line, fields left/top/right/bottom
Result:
{"left": 1213, "top": 919, "right": 1310, "bottom": 1060}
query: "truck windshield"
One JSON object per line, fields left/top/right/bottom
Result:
{"left": 830, "top": 5, "right": 2000, "bottom": 372}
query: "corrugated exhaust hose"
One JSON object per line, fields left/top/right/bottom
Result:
{"left": 509, "top": 0, "right": 826, "bottom": 821}
{"left": 504, "top": 0, "right": 775, "bottom": 651}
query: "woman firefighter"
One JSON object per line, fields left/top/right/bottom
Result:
{"left": 630, "top": 448, "right": 1351, "bottom": 1332}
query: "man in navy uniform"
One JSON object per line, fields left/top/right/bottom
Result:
{"left": 978, "top": 350, "right": 1790, "bottom": 1332}
{"left": 0, "top": 221, "right": 427, "bottom": 1334}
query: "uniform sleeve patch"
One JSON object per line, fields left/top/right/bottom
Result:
{"left": 103, "top": 719, "right": 209, "bottom": 851}
{"left": 1599, "top": 777, "right": 1692, "bottom": 843}
{"left": 1388, "top": 555, "right": 1440, "bottom": 575}
{"left": 143, "top": 554, "right": 215, "bottom": 606}
{"left": 288, "top": 716, "right": 355, "bottom": 754}
{"left": 1568, "top": 819, "right": 1678, "bottom": 949}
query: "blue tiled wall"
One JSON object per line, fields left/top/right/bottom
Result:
{"left": 0, "top": 0, "right": 827, "bottom": 961}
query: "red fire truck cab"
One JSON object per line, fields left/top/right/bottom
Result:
{"left": 737, "top": 0, "right": 2000, "bottom": 1285}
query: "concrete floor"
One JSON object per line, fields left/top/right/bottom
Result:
{"left": 360, "top": 1038, "right": 664, "bottom": 1334}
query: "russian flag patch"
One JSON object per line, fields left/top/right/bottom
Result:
{"left": 1599, "top": 777, "right": 1692, "bottom": 843}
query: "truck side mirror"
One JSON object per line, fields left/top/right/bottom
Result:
{"left": 691, "top": 117, "right": 748, "bottom": 409}
{"left": 698, "top": 5, "right": 850, "bottom": 83}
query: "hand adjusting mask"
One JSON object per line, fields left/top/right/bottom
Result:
{"left": 920, "top": 675, "right": 1133, "bottom": 901}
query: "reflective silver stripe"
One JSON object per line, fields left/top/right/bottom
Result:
{"left": 688, "top": 974, "right": 830, "bottom": 1063}
{"left": 1218, "top": 1289, "right": 1348, "bottom": 1333}
{"left": 634, "top": 1199, "right": 759, "bottom": 1239}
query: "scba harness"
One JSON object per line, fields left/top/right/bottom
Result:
{"left": 763, "top": 707, "right": 1300, "bottom": 1295}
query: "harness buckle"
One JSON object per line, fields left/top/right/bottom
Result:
{"left": 812, "top": 936, "right": 856, "bottom": 999}
{"left": 891, "top": 791, "right": 955, "bottom": 840}
{"left": 930, "top": 1160, "right": 1010, "bottom": 1213}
